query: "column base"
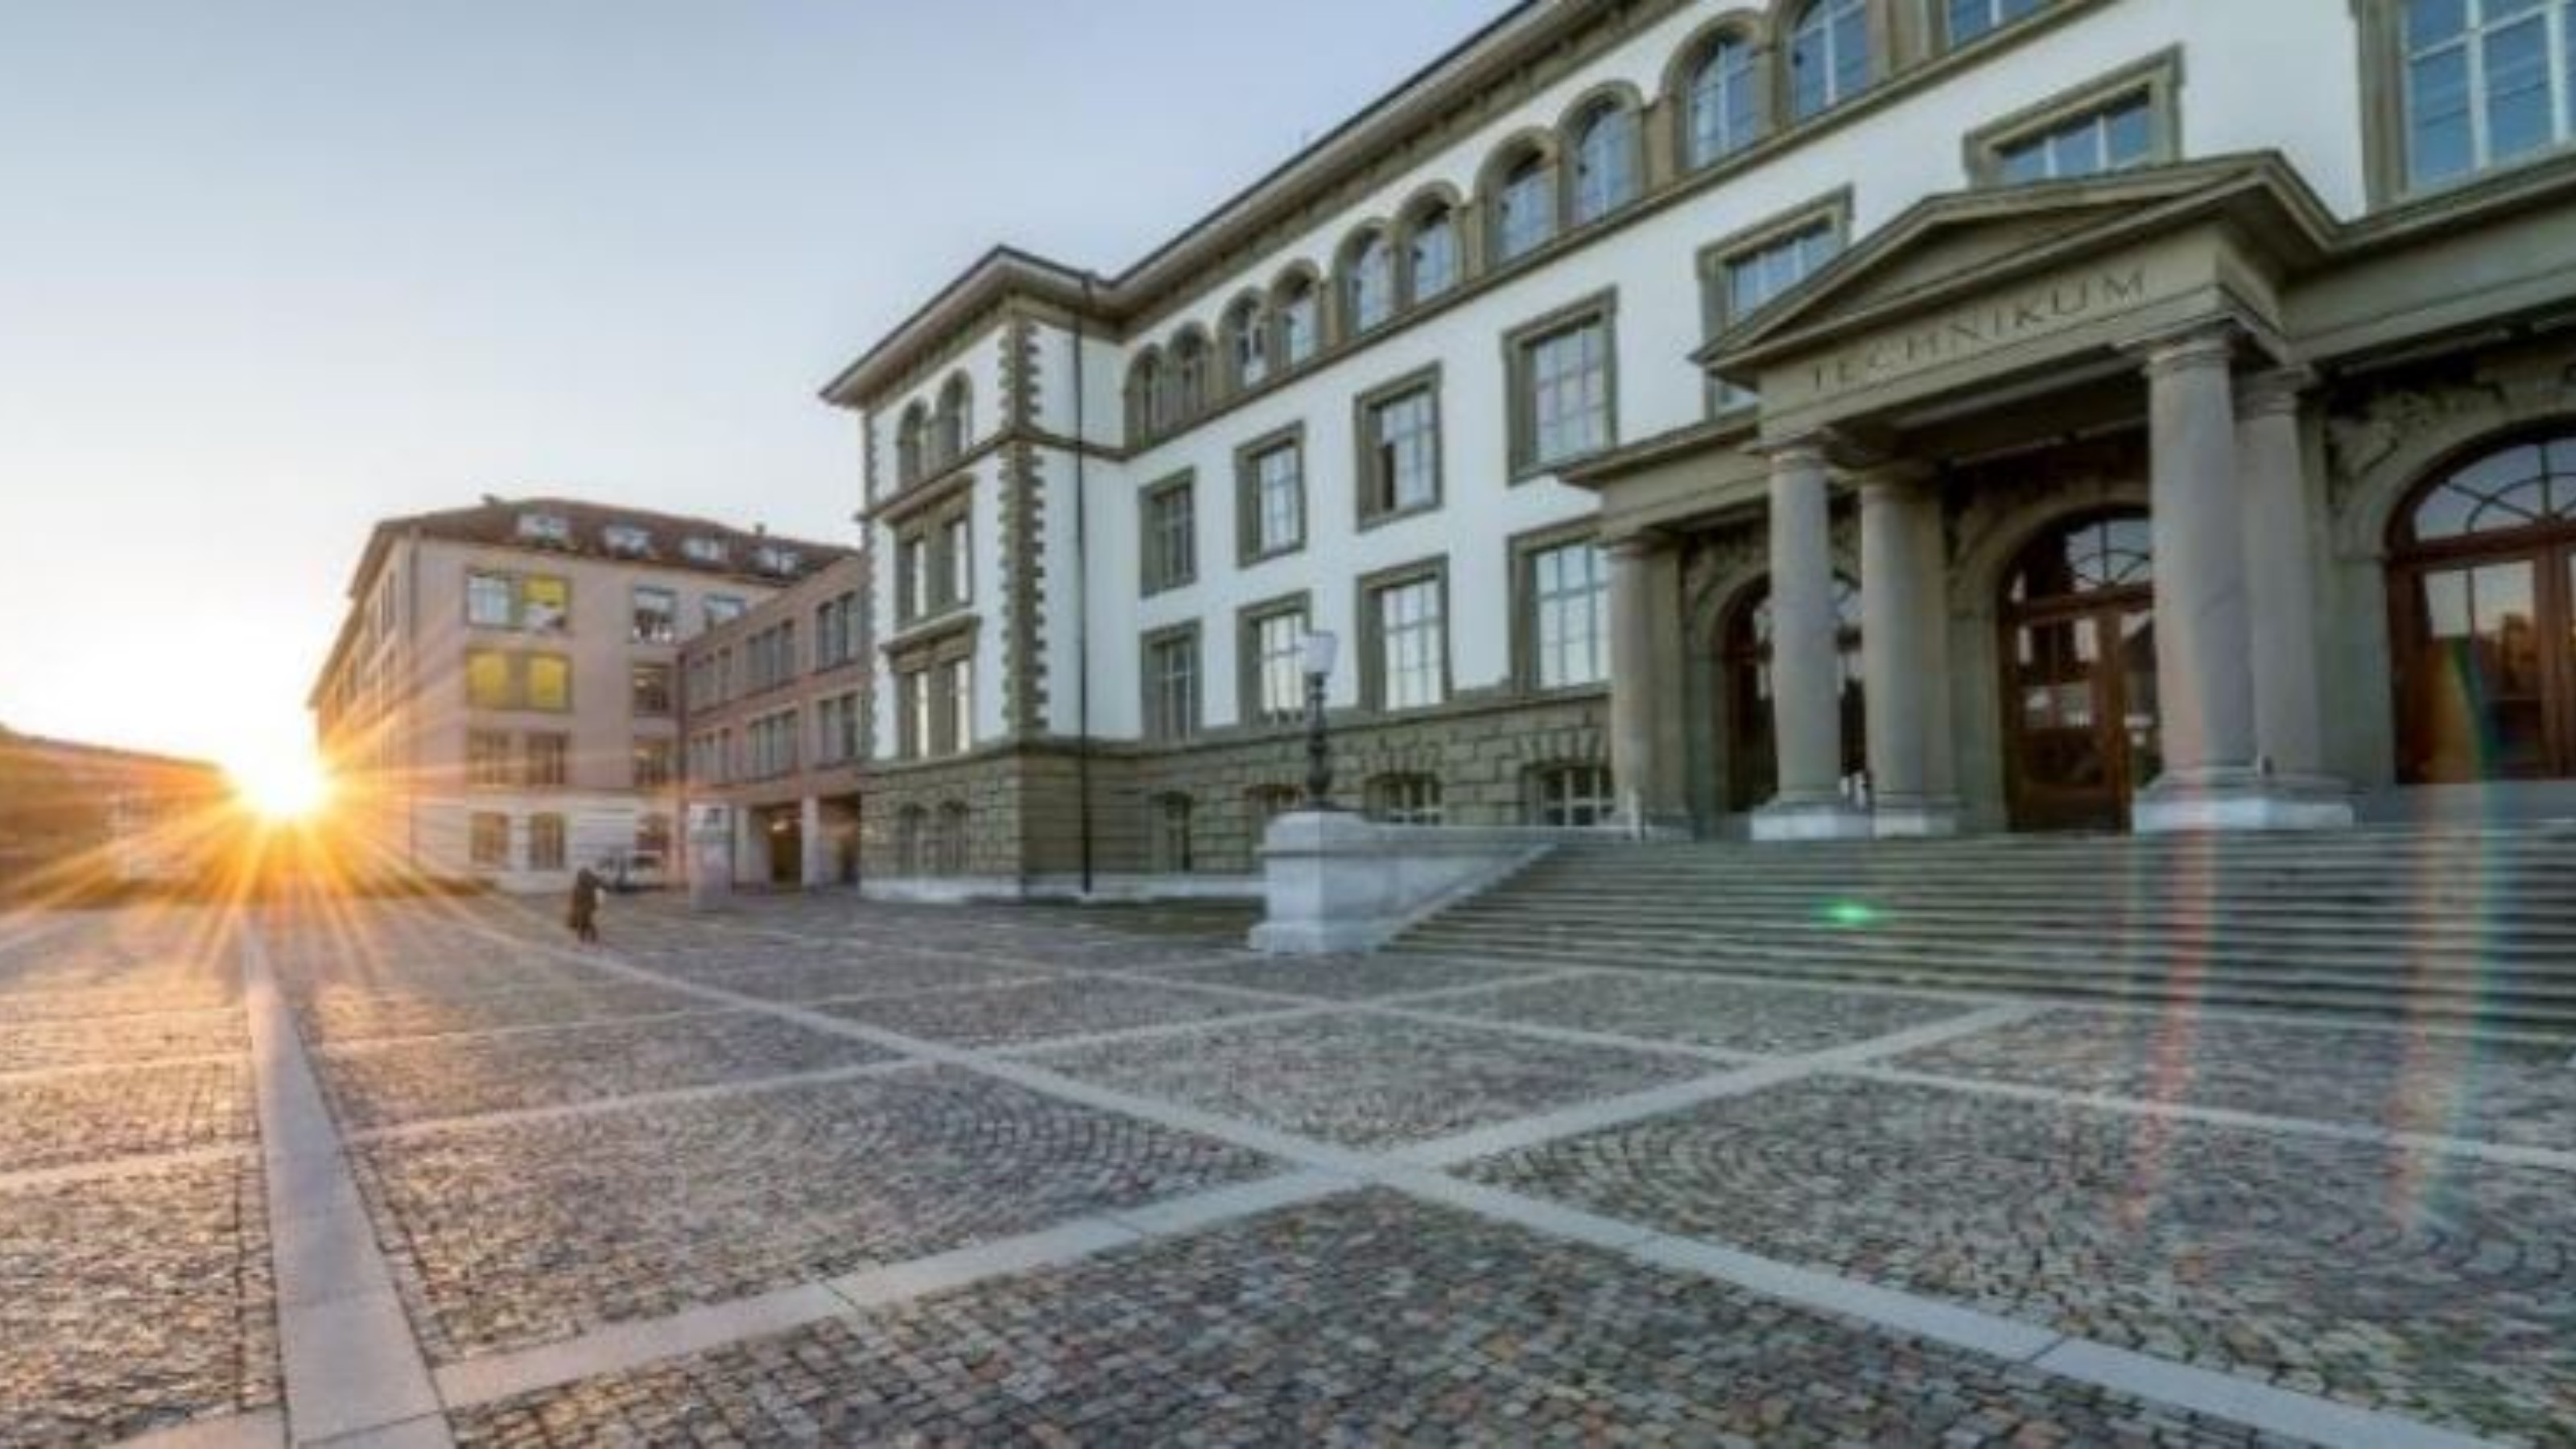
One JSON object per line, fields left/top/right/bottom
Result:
{"left": 1751, "top": 796, "right": 1877, "bottom": 843}
{"left": 1872, "top": 797, "right": 1964, "bottom": 840}
{"left": 2132, "top": 769, "right": 2357, "bottom": 835}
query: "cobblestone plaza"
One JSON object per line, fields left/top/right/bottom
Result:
{"left": 2, "top": 897, "right": 2571, "bottom": 1447}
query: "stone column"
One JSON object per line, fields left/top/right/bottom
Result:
{"left": 1753, "top": 439, "right": 1872, "bottom": 841}
{"left": 799, "top": 795, "right": 830, "bottom": 889}
{"left": 1857, "top": 466, "right": 1960, "bottom": 837}
{"left": 2238, "top": 368, "right": 2357, "bottom": 828}
{"left": 2132, "top": 327, "right": 2348, "bottom": 832}
{"left": 1605, "top": 536, "right": 1668, "bottom": 833}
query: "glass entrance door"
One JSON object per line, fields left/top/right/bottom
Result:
{"left": 1999, "top": 512, "right": 2159, "bottom": 832}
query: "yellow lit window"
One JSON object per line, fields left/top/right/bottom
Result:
{"left": 466, "top": 650, "right": 514, "bottom": 709}
{"left": 521, "top": 576, "right": 571, "bottom": 634}
{"left": 526, "top": 654, "right": 572, "bottom": 712}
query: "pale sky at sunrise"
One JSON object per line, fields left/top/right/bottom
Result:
{"left": 0, "top": 0, "right": 1513, "bottom": 776}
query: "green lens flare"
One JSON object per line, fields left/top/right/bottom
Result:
{"left": 1823, "top": 900, "right": 1881, "bottom": 929}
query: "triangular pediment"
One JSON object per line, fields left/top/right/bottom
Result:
{"left": 1705, "top": 155, "right": 2337, "bottom": 377}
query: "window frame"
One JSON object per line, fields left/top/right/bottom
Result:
{"left": 1141, "top": 622, "right": 1203, "bottom": 743}
{"left": 1503, "top": 291, "right": 1620, "bottom": 479}
{"left": 1963, "top": 48, "right": 2184, "bottom": 187}
{"left": 1513, "top": 523, "right": 1612, "bottom": 696}
{"left": 1139, "top": 471, "right": 1199, "bottom": 597}
{"left": 1354, "top": 364, "right": 1446, "bottom": 528}
{"left": 1234, "top": 423, "right": 1309, "bottom": 566}
{"left": 2362, "top": 0, "right": 2576, "bottom": 201}
{"left": 1236, "top": 592, "right": 1314, "bottom": 729}
{"left": 1358, "top": 556, "right": 1451, "bottom": 716}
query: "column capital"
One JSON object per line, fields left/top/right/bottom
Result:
{"left": 1600, "top": 532, "right": 1674, "bottom": 564}
{"left": 1751, "top": 432, "right": 1835, "bottom": 469}
{"left": 1849, "top": 459, "right": 1939, "bottom": 495}
{"left": 2125, "top": 319, "right": 2242, "bottom": 378}
{"left": 2235, "top": 365, "right": 2318, "bottom": 421}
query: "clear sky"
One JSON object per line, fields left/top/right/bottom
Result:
{"left": 0, "top": 0, "right": 1513, "bottom": 774}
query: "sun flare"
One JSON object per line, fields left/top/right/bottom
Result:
{"left": 227, "top": 746, "right": 333, "bottom": 823}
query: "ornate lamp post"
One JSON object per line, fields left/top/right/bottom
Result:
{"left": 1302, "top": 630, "right": 1340, "bottom": 809}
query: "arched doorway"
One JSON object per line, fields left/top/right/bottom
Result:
{"left": 1722, "top": 576, "right": 1864, "bottom": 812}
{"left": 2000, "top": 511, "right": 2160, "bottom": 832}
{"left": 2388, "top": 431, "right": 2576, "bottom": 782}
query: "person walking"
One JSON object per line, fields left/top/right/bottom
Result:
{"left": 568, "top": 865, "right": 603, "bottom": 944}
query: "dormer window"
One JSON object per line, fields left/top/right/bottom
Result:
{"left": 602, "top": 523, "right": 652, "bottom": 557}
{"left": 683, "top": 536, "right": 729, "bottom": 566}
{"left": 753, "top": 544, "right": 801, "bottom": 576}
{"left": 516, "top": 512, "right": 572, "bottom": 546}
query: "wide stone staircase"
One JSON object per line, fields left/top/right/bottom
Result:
{"left": 1389, "top": 823, "right": 2576, "bottom": 1034}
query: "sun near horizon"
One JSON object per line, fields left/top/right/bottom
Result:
{"left": 225, "top": 744, "right": 334, "bottom": 824}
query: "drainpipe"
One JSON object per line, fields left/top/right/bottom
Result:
{"left": 1073, "top": 283, "right": 1096, "bottom": 897}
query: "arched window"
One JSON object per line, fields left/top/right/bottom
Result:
{"left": 935, "top": 373, "right": 972, "bottom": 464}
{"left": 1491, "top": 144, "right": 1558, "bottom": 264}
{"left": 1724, "top": 575, "right": 1864, "bottom": 811}
{"left": 1225, "top": 295, "right": 1271, "bottom": 390}
{"left": 895, "top": 402, "right": 929, "bottom": 487}
{"left": 1274, "top": 272, "right": 1320, "bottom": 369}
{"left": 1569, "top": 100, "right": 1641, "bottom": 225}
{"left": 1344, "top": 230, "right": 1396, "bottom": 335}
{"left": 1126, "top": 349, "right": 1166, "bottom": 442}
{"left": 2401, "top": 0, "right": 2576, "bottom": 190}
{"left": 1686, "top": 32, "right": 1762, "bottom": 167}
{"left": 1170, "top": 329, "right": 1212, "bottom": 421}
{"left": 1945, "top": 0, "right": 2041, "bottom": 47}
{"left": 1365, "top": 773, "right": 1445, "bottom": 826}
{"left": 1789, "top": 0, "right": 1872, "bottom": 121}
{"left": 2388, "top": 431, "right": 2576, "bottom": 782}
{"left": 1404, "top": 199, "right": 1462, "bottom": 303}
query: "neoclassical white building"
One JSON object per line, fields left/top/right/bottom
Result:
{"left": 822, "top": 0, "right": 2576, "bottom": 894}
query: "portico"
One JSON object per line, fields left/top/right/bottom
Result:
{"left": 1575, "top": 158, "right": 2375, "bottom": 839}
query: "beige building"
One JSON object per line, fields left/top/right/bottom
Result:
{"left": 676, "top": 553, "right": 872, "bottom": 890}
{"left": 311, "top": 497, "right": 847, "bottom": 892}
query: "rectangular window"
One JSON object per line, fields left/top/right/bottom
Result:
{"left": 1368, "top": 571, "right": 1447, "bottom": 712}
{"left": 528, "top": 813, "right": 567, "bottom": 871}
{"left": 520, "top": 576, "right": 570, "bottom": 635}
{"left": 943, "top": 658, "right": 975, "bottom": 755}
{"left": 632, "top": 738, "right": 675, "bottom": 790}
{"left": 704, "top": 595, "right": 746, "bottom": 631}
{"left": 1237, "top": 430, "right": 1307, "bottom": 562}
{"left": 1530, "top": 540, "right": 1609, "bottom": 690}
{"left": 631, "top": 663, "right": 675, "bottom": 716}
{"left": 897, "top": 535, "right": 927, "bottom": 623}
{"left": 632, "top": 586, "right": 679, "bottom": 644}
{"left": 1509, "top": 299, "right": 1616, "bottom": 473}
{"left": 1946, "top": 0, "right": 2041, "bottom": 47}
{"left": 467, "top": 730, "right": 513, "bottom": 788}
{"left": 815, "top": 692, "right": 861, "bottom": 765}
{"left": 636, "top": 813, "right": 673, "bottom": 858}
{"left": 941, "top": 516, "right": 974, "bottom": 607}
{"left": 1144, "top": 628, "right": 1201, "bottom": 741}
{"left": 1368, "top": 774, "right": 1445, "bottom": 826}
{"left": 1141, "top": 476, "right": 1197, "bottom": 595}
{"left": 815, "top": 593, "right": 860, "bottom": 668}
{"left": 1530, "top": 763, "right": 1618, "bottom": 827}
{"left": 525, "top": 654, "right": 572, "bottom": 712}
{"left": 1703, "top": 197, "right": 1849, "bottom": 411}
{"left": 469, "top": 812, "right": 510, "bottom": 869}
{"left": 898, "top": 668, "right": 928, "bottom": 760}
{"left": 522, "top": 733, "right": 569, "bottom": 788}
{"left": 465, "top": 650, "right": 514, "bottom": 709}
{"left": 466, "top": 572, "right": 515, "bottom": 630}
{"left": 1359, "top": 371, "right": 1442, "bottom": 523}
{"left": 1245, "top": 604, "right": 1310, "bottom": 725}
{"left": 1968, "top": 52, "right": 2181, "bottom": 188}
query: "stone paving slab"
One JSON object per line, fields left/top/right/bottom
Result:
{"left": 289, "top": 980, "right": 707, "bottom": 1046}
{"left": 1138, "top": 952, "right": 1559, "bottom": 1001}
{"left": 636, "top": 947, "right": 1063, "bottom": 995}
{"left": 0, "top": 978, "right": 245, "bottom": 1020}
{"left": 0, "top": 1058, "right": 258, "bottom": 1173}
{"left": 807, "top": 975, "right": 1281, "bottom": 1048}
{"left": 1897, "top": 1009, "right": 2576, "bottom": 1151}
{"left": 448, "top": 1190, "right": 2286, "bottom": 1448}
{"left": 349, "top": 1065, "right": 1273, "bottom": 1363}
{"left": 1423, "top": 972, "right": 1986, "bottom": 1055}
{"left": 0, "top": 1156, "right": 279, "bottom": 1447}
{"left": 312, "top": 1010, "right": 903, "bottom": 1131}
{"left": 1030, "top": 1013, "right": 1713, "bottom": 1150}
{"left": 0, "top": 1005, "right": 247, "bottom": 1074}
{"left": 1466, "top": 1074, "right": 2576, "bottom": 1444}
